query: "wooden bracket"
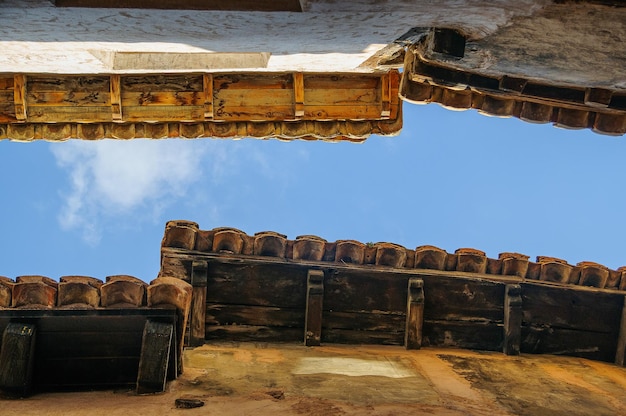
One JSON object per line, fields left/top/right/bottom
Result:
{"left": 13, "top": 74, "right": 27, "bottom": 121}
{"left": 189, "top": 261, "right": 208, "bottom": 347}
{"left": 503, "top": 284, "right": 522, "bottom": 356}
{"left": 203, "top": 74, "right": 214, "bottom": 119}
{"left": 616, "top": 296, "right": 626, "bottom": 366}
{"left": 137, "top": 320, "right": 175, "bottom": 394}
{"left": 0, "top": 322, "right": 37, "bottom": 397}
{"left": 405, "top": 278, "right": 424, "bottom": 349}
{"left": 381, "top": 72, "right": 391, "bottom": 119}
{"left": 293, "top": 72, "right": 305, "bottom": 118}
{"left": 110, "top": 75, "right": 122, "bottom": 122}
{"left": 304, "top": 269, "right": 324, "bottom": 346}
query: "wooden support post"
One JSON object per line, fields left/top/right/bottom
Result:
{"left": 304, "top": 269, "right": 324, "bottom": 346}
{"left": 0, "top": 322, "right": 36, "bottom": 396}
{"left": 110, "top": 74, "right": 122, "bottom": 121}
{"left": 381, "top": 72, "right": 391, "bottom": 119}
{"left": 503, "top": 284, "right": 522, "bottom": 355}
{"left": 293, "top": 72, "right": 304, "bottom": 118}
{"left": 405, "top": 278, "right": 424, "bottom": 349}
{"left": 189, "top": 260, "right": 208, "bottom": 347}
{"left": 203, "top": 74, "right": 213, "bottom": 119}
{"left": 137, "top": 320, "right": 174, "bottom": 394}
{"left": 615, "top": 296, "right": 626, "bottom": 366}
{"left": 13, "top": 74, "right": 27, "bottom": 121}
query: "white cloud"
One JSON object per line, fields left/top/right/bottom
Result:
{"left": 51, "top": 139, "right": 209, "bottom": 245}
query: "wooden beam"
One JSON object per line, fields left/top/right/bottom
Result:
{"left": 0, "top": 322, "right": 36, "bottom": 397}
{"left": 189, "top": 260, "right": 208, "bottom": 347}
{"left": 110, "top": 75, "right": 122, "bottom": 122}
{"left": 136, "top": 320, "right": 174, "bottom": 394}
{"left": 616, "top": 296, "right": 626, "bottom": 366}
{"left": 203, "top": 74, "right": 214, "bottom": 119}
{"left": 293, "top": 72, "right": 304, "bottom": 118}
{"left": 405, "top": 278, "right": 424, "bottom": 349}
{"left": 381, "top": 72, "right": 391, "bottom": 119}
{"left": 13, "top": 75, "right": 27, "bottom": 121}
{"left": 304, "top": 269, "right": 324, "bottom": 346}
{"left": 503, "top": 284, "right": 522, "bottom": 355}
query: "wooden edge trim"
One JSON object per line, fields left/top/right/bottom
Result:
{"left": 293, "top": 72, "right": 304, "bottom": 118}
{"left": 405, "top": 277, "right": 424, "bottom": 350}
{"left": 304, "top": 269, "right": 324, "bottom": 346}
{"left": 110, "top": 74, "right": 122, "bottom": 122}
{"left": 13, "top": 75, "right": 27, "bottom": 121}
{"left": 203, "top": 74, "right": 213, "bottom": 120}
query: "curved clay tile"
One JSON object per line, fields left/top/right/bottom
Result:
{"left": 212, "top": 227, "right": 246, "bottom": 254}
{"left": 414, "top": 245, "right": 447, "bottom": 270}
{"left": 537, "top": 256, "right": 573, "bottom": 283}
{"left": 455, "top": 248, "right": 487, "bottom": 274}
{"left": 254, "top": 231, "right": 287, "bottom": 258}
{"left": 162, "top": 220, "right": 199, "bottom": 250}
{"left": 101, "top": 275, "right": 147, "bottom": 307}
{"left": 375, "top": 242, "right": 407, "bottom": 268}
{"left": 499, "top": 252, "right": 530, "bottom": 278}
{"left": 292, "top": 235, "right": 327, "bottom": 262}
{"left": 0, "top": 277, "right": 13, "bottom": 308}
{"left": 577, "top": 261, "right": 610, "bottom": 288}
{"left": 335, "top": 240, "right": 365, "bottom": 265}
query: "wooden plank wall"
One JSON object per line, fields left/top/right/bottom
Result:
{"left": 0, "top": 71, "right": 400, "bottom": 127}
{"left": 195, "top": 255, "right": 626, "bottom": 364}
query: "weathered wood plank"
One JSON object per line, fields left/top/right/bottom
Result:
{"left": 26, "top": 106, "right": 112, "bottom": 122}
{"left": 121, "top": 91, "right": 203, "bottom": 106}
{"left": 110, "top": 74, "right": 122, "bottom": 121}
{"left": 322, "top": 328, "right": 404, "bottom": 346}
{"left": 0, "top": 78, "right": 14, "bottom": 90}
{"left": 305, "top": 270, "right": 324, "bottom": 346}
{"left": 503, "top": 284, "right": 522, "bottom": 355}
{"left": 213, "top": 74, "right": 292, "bottom": 90}
{"left": 614, "top": 296, "right": 626, "bottom": 366}
{"left": 214, "top": 105, "right": 295, "bottom": 121}
{"left": 189, "top": 261, "right": 208, "bottom": 347}
{"left": 293, "top": 72, "right": 304, "bottom": 117}
{"left": 215, "top": 89, "right": 294, "bottom": 106}
{"left": 405, "top": 278, "right": 424, "bottom": 350}
{"left": 422, "top": 320, "right": 504, "bottom": 351}
{"left": 323, "top": 310, "right": 405, "bottom": 332}
{"left": 137, "top": 320, "right": 174, "bottom": 394}
{"left": 304, "top": 89, "right": 379, "bottom": 105}
{"left": 304, "top": 75, "right": 380, "bottom": 90}
{"left": 521, "top": 283, "right": 623, "bottom": 333}
{"left": 206, "top": 325, "right": 302, "bottom": 342}
{"left": 122, "top": 105, "right": 204, "bottom": 122}
{"left": 121, "top": 75, "right": 203, "bottom": 92}
{"left": 0, "top": 323, "right": 36, "bottom": 396}
{"left": 421, "top": 275, "right": 505, "bottom": 322}
{"left": 26, "top": 91, "right": 110, "bottom": 106}
{"left": 323, "top": 269, "right": 409, "bottom": 313}
{"left": 203, "top": 73, "right": 213, "bottom": 119}
{"left": 14, "top": 74, "right": 27, "bottom": 121}
{"left": 206, "top": 262, "right": 308, "bottom": 309}
{"left": 27, "top": 76, "right": 110, "bottom": 93}
{"left": 206, "top": 304, "right": 304, "bottom": 327}
{"left": 521, "top": 325, "right": 617, "bottom": 362}
{"left": 303, "top": 105, "right": 383, "bottom": 119}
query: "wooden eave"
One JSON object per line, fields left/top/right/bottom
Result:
{"left": 0, "top": 70, "right": 401, "bottom": 142}
{"left": 158, "top": 222, "right": 626, "bottom": 366}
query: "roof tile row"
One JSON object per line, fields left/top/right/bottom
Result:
{"left": 161, "top": 221, "right": 626, "bottom": 291}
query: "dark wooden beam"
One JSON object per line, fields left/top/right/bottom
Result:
{"left": 136, "top": 320, "right": 174, "bottom": 394}
{"left": 189, "top": 261, "right": 208, "bottom": 347}
{"left": 503, "top": 284, "right": 522, "bottom": 355}
{"left": 405, "top": 278, "right": 424, "bottom": 349}
{"left": 0, "top": 322, "right": 36, "bottom": 397}
{"left": 304, "top": 270, "right": 324, "bottom": 346}
{"left": 616, "top": 296, "right": 626, "bottom": 366}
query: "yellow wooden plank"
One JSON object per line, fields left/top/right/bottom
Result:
{"left": 110, "top": 74, "right": 122, "bottom": 121}
{"left": 121, "top": 75, "right": 203, "bottom": 92}
{"left": 214, "top": 89, "right": 294, "bottom": 106}
{"left": 0, "top": 78, "right": 14, "bottom": 90}
{"left": 293, "top": 72, "right": 304, "bottom": 118}
{"left": 203, "top": 74, "right": 213, "bottom": 119}
{"left": 26, "top": 106, "right": 112, "bottom": 123}
{"left": 304, "top": 75, "right": 380, "bottom": 90}
{"left": 26, "top": 91, "right": 110, "bottom": 106}
{"left": 213, "top": 74, "right": 292, "bottom": 90}
{"left": 14, "top": 74, "right": 27, "bottom": 121}
{"left": 303, "top": 104, "right": 382, "bottom": 120}
{"left": 122, "top": 105, "right": 205, "bottom": 122}
{"left": 303, "top": 88, "right": 379, "bottom": 105}
{"left": 121, "top": 91, "right": 203, "bottom": 106}
{"left": 213, "top": 105, "right": 295, "bottom": 121}
{"left": 28, "top": 76, "right": 110, "bottom": 93}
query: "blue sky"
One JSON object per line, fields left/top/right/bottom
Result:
{"left": 1, "top": 103, "right": 625, "bottom": 282}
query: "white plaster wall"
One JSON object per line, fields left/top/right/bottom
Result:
{"left": 0, "top": 0, "right": 547, "bottom": 73}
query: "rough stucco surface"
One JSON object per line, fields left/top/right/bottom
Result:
{"left": 0, "top": 0, "right": 547, "bottom": 73}
{"left": 450, "top": 3, "right": 626, "bottom": 88}
{"left": 2, "top": 343, "right": 626, "bottom": 416}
